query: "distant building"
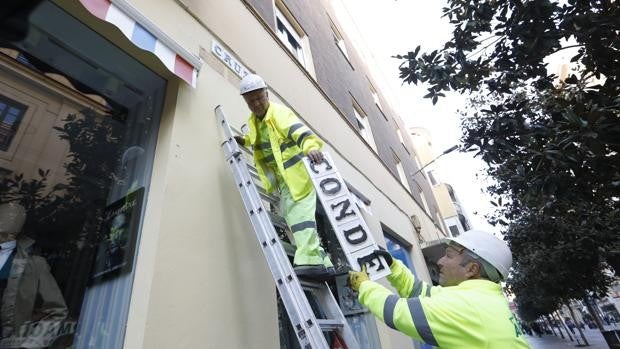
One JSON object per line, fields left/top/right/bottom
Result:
{"left": 409, "top": 127, "right": 472, "bottom": 237}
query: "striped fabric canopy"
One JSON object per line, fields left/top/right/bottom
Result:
{"left": 79, "top": 0, "right": 199, "bottom": 87}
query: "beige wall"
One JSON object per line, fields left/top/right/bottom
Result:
{"left": 56, "top": 0, "right": 444, "bottom": 348}
{"left": 433, "top": 184, "right": 458, "bottom": 219}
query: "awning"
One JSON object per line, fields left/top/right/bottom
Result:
{"left": 79, "top": 0, "right": 201, "bottom": 87}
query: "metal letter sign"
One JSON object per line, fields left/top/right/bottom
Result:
{"left": 211, "top": 40, "right": 250, "bottom": 79}
{"left": 304, "top": 153, "right": 391, "bottom": 280}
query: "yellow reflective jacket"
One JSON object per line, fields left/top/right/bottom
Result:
{"left": 358, "top": 260, "right": 531, "bottom": 349}
{"left": 242, "top": 102, "right": 323, "bottom": 201}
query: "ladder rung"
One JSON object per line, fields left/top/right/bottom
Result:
{"left": 300, "top": 279, "right": 327, "bottom": 290}
{"left": 317, "top": 319, "right": 345, "bottom": 331}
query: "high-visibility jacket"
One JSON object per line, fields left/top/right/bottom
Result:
{"left": 358, "top": 260, "right": 531, "bottom": 349}
{"left": 242, "top": 102, "right": 323, "bottom": 201}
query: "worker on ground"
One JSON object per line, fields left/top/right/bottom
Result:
{"left": 235, "top": 73, "right": 334, "bottom": 279}
{"left": 348, "top": 230, "right": 532, "bottom": 348}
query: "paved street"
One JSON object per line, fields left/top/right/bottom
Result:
{"left": 526, "top": 328, "right": 612, "bottom": 349}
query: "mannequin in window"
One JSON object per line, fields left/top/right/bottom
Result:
{"left": 0, "top": 202, "right": 67, "bottom": 348}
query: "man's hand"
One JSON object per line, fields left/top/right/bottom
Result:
{"left": 375, "top": 248, "right": 394, "bottom": 267}
{"left": 348, "top": 265, "right": 369, "bottom": 291}
{"left": 307, "top": 150, "right": 324, "bottom": 164}
{"left": 234, "top": 135, "right": 245, "bottom": 146}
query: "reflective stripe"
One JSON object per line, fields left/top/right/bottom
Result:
{"left": 262, "top": 154, "right": 275, "bottom": 163}
{"left": 295, "top": 130, "right": 312, "bottom": 147}
{"left": 280, "top": 141, "right": 296, "bottom": 152}
{"left": 253, "top": 142, "right": 271, "bottom": 151}
{"left": 383, "top": 295, "right": 399, "bottom": 330}
{"left": 283, "top": 154, "right": 303, "bottom": 169}
{"left": 409, "top": 280, "right": 424, "bottom": 297}
{"left": 425, "top": 286, "right": 431, "bottom": 297}
{"left": 407, "top": 298, "right": 439, "bottom": 346}
{"left": 290, "top": 221, "right": 315, "bottom": 233}
{"left": 287, "top": 123, "right": 303, "bottom": 138}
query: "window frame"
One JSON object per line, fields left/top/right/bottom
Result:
{"left": 0, "top": 94, "right": 27, "bottom": 152}
{"left": 418, "top": 185, "right": 431, "bottom": 214}
{"left": 383, "top": 228, "right": 415, "bottom": 275}
{"left": 272, "top": 0, "right": 316, "bottom": 76}
{"left": 393, "top": 151, "right": 411, "bottom": 192}
{"left": 368, "top": 81, "right": 382, "bottom": 112}
{"left": 352, "top": 98, "right": 377, "bottom": 152}
{"left": 327, "top": 15, "right": 351, "bottom": 64}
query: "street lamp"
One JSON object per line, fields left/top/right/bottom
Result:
{"left": 410, "top": 145, "right": 459, "bottom": 178}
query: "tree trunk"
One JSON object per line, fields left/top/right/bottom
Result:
{"left": 555, "top": 311, "right": 574, "bottom": 342}
{"left": 566, "top": 301, "right": 589, "bottom": 346}
{"left": 549, "top": 314, "right": 565, "bottom": 339}
{"left": 545, "top": 316, "right": 558, "bottom": 336}
{"left": 583, "top": 296, "right": 606, "bottom": 330}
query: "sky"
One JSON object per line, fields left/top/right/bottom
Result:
{"left": 333, "top": 0, "right": 497, "bottom": 233}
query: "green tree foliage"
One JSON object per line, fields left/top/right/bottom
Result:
{"left": 395, "top": 0, "right": 620, "bottom": 318}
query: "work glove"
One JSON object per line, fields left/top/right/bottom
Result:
{"left": 348, "top": 265, "right": 369, "bottom": 291}
{"left": 307, "top": 149, "right": 324, "bottom": 164}
{"left": 374, "top": 248, "right": 393, "bottom": 267}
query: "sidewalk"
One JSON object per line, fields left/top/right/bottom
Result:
{"left": 526, "top": 328, "right": 611, "bottom": 349}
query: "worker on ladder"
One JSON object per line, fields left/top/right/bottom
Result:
{"left": 234, "top": 73, "right": 334, "bottom": 280}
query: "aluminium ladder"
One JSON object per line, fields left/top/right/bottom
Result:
{"left": 215, "top": 105, "right": 359, "bottom": 349}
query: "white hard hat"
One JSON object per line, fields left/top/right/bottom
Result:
{"left": 451, "top": 229, "right": 513, "bottom": 280}
{"left": 422, "top": 229, "right": 513, "bottom": 281}
{"left": 239, "top": 73, "right": 267, "bottom": 95}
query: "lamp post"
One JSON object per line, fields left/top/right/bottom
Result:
{"left": 410, "top": 145, "right": 459, "bottom": 179}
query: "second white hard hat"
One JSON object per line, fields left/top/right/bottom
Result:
{"left": 451, "top": 229, "right": 513, "bottom": 280}
{"left": 422, "top": 229, "right": 513, "bottom": 281}
{"left": 239, "top": 73, "right": 267, "bottom": 95}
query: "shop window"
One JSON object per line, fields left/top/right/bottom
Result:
{"left": 0, "top": 2, "right": 166, "bottom": 347}
{"left": 0, "top": 95, "right": 27, "bottom": 151}
{"left": 384, "top": 232, "right": 416, "bottom": 276}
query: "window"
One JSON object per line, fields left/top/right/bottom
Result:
{"left": 369, "top": 83, "right": 382, "bottom": 111}
{"left": 396, "top": 128, "right": 405, "bottom": 146}
{"left": 0, "top": 2, "right": 166, "bottom": 347}
{"left": 352, "top": 100, "right": 377, "bottom": 152}
{"left": 328, "top": 16, "right": 350, "bottom": 62}
{"left": 393, "top": 152, "right": 411, "bottom": 192}
{"left": 418, "top": 186, "right": 431, "bottom": 214}
{"left": 384, "top": 234, "right": 414, "bottom": 270}
{"left": 449, "top": 225, "right": 460, "bottom": 237}
{"left": 0, "top": 95, "right": 27, "bottom": 151}
{"left": 412, "top": 152, "right": 423, "bottom": 171}
{"left": 275, "top": 4, "right": 307, "bottom": 66}
{"left": 427, "top": 170, "right": 438, "bottom": 186}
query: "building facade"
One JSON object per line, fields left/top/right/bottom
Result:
{"left": 0, "top": 0, "right": 445, "bottom": 348}
{"left": 409, "top": 127, "right": 472, "bottom": 237}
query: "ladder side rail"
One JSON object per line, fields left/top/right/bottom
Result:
{"left": 315, "top": 282, "right": 360, "bottom": 347}
{"left": 226, "top": 142, "right": 329, "bottom": 349}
